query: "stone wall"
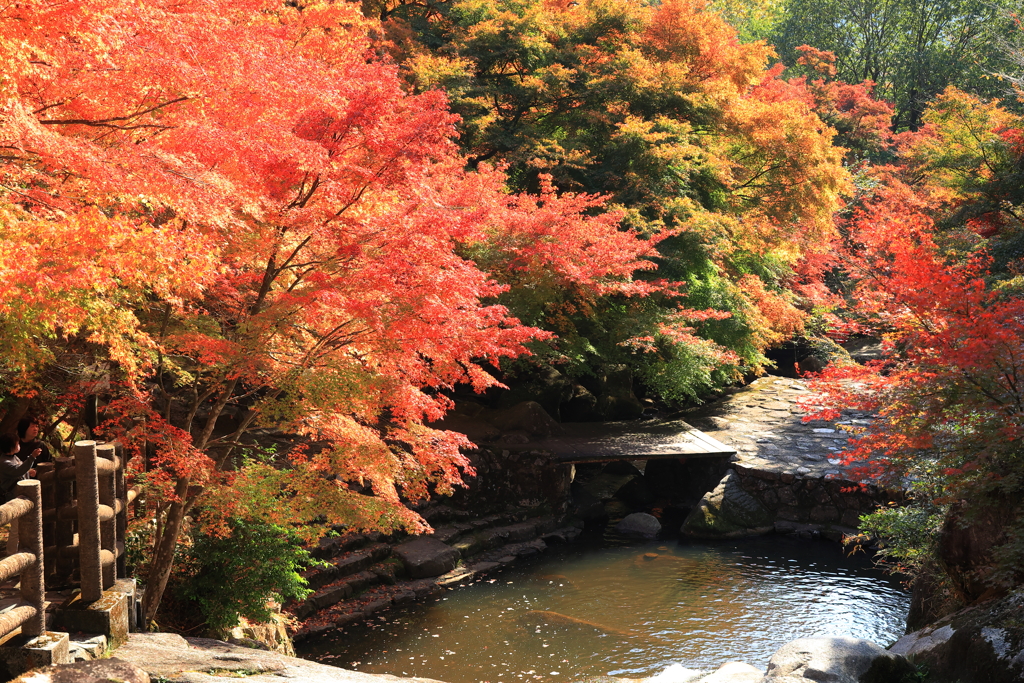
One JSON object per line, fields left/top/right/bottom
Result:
{"left": 442, "top": 447, "right": 572, "bottom": 517}
{"left": 731, "top": 463, "right": 904, "bottom": 530}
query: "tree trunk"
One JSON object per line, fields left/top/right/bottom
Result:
{"left": 142, "top": 476, "right": 190, "bottom": 628}
{"left": 141, "top": 377, "right": 238, "bottom": 625}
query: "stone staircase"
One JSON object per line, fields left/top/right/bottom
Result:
{"left": 289, "top": 507, "right": 583, "bottom": 641}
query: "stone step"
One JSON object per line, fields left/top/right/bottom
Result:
{"left": 308, "top": 531, "right": 384, "bottom": 561}
{"left": 292, "top": 569, "right": 383, "bottom": 619}
{"left": 294, "top": 579, "right": 444, "bottom": 640}
{"left": 301, "top": 542, "right": 392, "bottom": 591}
{"left": 291, "top": 513, "right": 574, "bottom": 629}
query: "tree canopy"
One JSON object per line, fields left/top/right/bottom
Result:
{"left": 805, "top": 88, "right": 1024, "bottom": 601}
{"left": 769, "top": 0, "right": 1017, "bottom": 129}
{"left": 378, "top": 0, "right": 850, "bottom": 395}
{"left": 0, "top": 0, "right": 659, "bottom": 622}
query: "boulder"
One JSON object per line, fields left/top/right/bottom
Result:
{"left": 562, "top": 385, "right": 600, "bottom": 422}
{"left": 569, "top": 482, "right": 607, "bottom": 523}
{"left": 581, "top": 472, "right": 639, "bottom": 501}
{"left": 889, "top": 624, "right": 956, "bottom": 660}
{"left": 489, "top": 401, "right": 563, "bottom": 438}
{"left": 228, "top": 614, "right": 295, "bottom": 656}
{"left": 13, "top": 658, "right": 150, "bottom": 683}
{"left": 680, "top": 470, "right": 774, "bottom": 538}
{"left": 597, "top": 393, "right": 644, "bottom": 420}
{"left": 615, "top": 513, "right": 662, "bottom": 539}
{"left": 600, "top": 364, "right": 635, "bottom": 396}
{"left": 889, "top": 590, "right": 1024, "bottom": 683}
{"left": 495, "top": 366, "right": 574, "bottom": 419}
{"left": 702, "top": 661, "right": 763, "bottom": 683}
{"left": 393, "top": 537, "right": 461, "bottom": 579}
{"left": 763, "top": 637, "right": 913, "bottom": 683}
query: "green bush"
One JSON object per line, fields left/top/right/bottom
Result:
{"left": 859, "top": 498, "right": 946, "bottom": 576}
{"left": 176, "top": 518, "right": 324, "bottom": 633}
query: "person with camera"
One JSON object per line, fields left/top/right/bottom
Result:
{"left": 0, "top": 433, "right": 39, "bottom": 555}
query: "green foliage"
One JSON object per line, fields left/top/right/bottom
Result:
{"left": 380, "top": 0, "right": 849, "bottom": 402}
{"left": 177, "top": 518, "right": 324, "bottom": 633}
{"left": 859, "top": 497, "right": 947, "bottom": 576}
{"left": 708, "top": 0, "right": 785, "bottom": 42}
{"left": 124, "top": 520, "right": 156, "bottom": 582}
{"left": 771, "top": 0, "right": 1018, "bottom": 130}
{"left": 636, "top": 336, "right": 739, "bottom": 404}
{"left": 808, "top": 90, "right": 1024, "bottom": 603}
{"left": 988, "top": 509, "right": 1024, "bottom": 589}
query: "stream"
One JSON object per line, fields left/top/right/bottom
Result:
{"left": 297, "top": 533, "right": 910, "bottom": 682}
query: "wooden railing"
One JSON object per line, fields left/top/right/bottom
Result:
{"left": 0, "top": 480, "right": 45, "bottom": 641}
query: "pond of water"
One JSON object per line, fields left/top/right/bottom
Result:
{"left": 298, "top": 535, "right": 910, "bottom": 683}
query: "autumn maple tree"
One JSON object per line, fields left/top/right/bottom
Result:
{"left": 0, "top": 0, "right": 659, "bottom": 624}
{"left": 377, "top": 0, "right": 850, "bottom": 399}
{"left": 7, "top": 0, "right": 1010, "bottom": 631}
{"left": 803, "top": 89, "right": 1024, "bottom": 605}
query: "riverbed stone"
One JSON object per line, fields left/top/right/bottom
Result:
{"left": 680, "top": 470, "right": 773, "bottom": 538}
{"left": 701, "top": 661, "right": 763, "bottom": 683}
{"left": 114, "top": 633, "right": 445, "bottom": 683}
{"left": 542, "top": 526, "right": 582, "bottom": 543}
{"left": 763, "top": 637, "right": 913, "bottom": 683}
{"left": 12, "top": 658, "right": 149, "bottom": 683}
{"left": 392, "top": 537, "right": 461, "bottom": 579}
{"left": 632, "top": 663, "right": 703, "bottom": 682}
{"left": 889, "top": 589, "right": 1024, "bottom": 683}
{"left": 615, "top": 512, "right": 662, "bottom": 538}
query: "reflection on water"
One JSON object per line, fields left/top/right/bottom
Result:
{"left": 297, "top": 535, "right": 910, "bottom": 683}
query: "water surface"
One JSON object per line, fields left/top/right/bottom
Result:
{"left": 299, "top": 535, "right": 909, "bottom": 682}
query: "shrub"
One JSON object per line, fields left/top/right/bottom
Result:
{"left": 177, "top": 518, "right": 325, "bottom": 633}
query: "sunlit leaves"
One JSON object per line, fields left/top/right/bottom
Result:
{"left": 0, "top": 0, "right": 665, "bottom": 619}
{"left": 395, "top": 0, "right": 850, "bottom": 383}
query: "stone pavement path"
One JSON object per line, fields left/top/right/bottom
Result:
{"left": 689, "top": 375, "right": 873, "bottom": 481}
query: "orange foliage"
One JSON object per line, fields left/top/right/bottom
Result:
{"left": 0, "top": 0, "right": 659, "bottom": 620}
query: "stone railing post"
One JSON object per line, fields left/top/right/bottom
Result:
{"left": 114, "top": 442, "right": 127, "bottom": 579}
{"left": 52, "top": 457, "right": 76, "bottom": 583}
{"left": 16, "top": 479, "right": 45, "bottom": 637}
{"left": 74, "top": 440, "right": 103, "bottom": 602}
{"left": 96, "top": 443, "right": 117, "bottom": 589}
{"left": 34, "top": 461, "right": 55, "bottom": 581}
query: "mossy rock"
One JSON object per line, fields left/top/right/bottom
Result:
{"left": 681, "top": 470, "right": 773, "bottom": 538}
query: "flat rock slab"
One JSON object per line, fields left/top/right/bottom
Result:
{"left": 692, "top": 376, "right": 876, "bottom": 481}
{"left": 500, "top": 419, "right": 736, "bottom": 463}
{"left": 115, "top": 633, "right": 445, "bottom": 683}
{"left": 14, "top": 658, "right": 149, "bottom": 683}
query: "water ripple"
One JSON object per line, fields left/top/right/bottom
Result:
{"left": 298, "top": 535, "right": 910, "bottom": 683}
